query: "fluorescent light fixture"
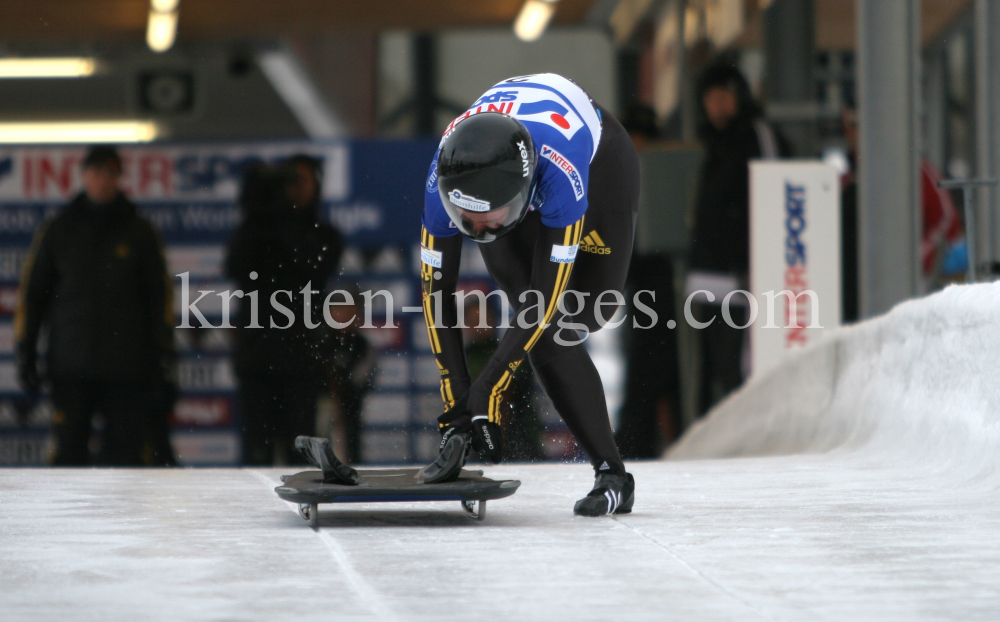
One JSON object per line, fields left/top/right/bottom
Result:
{"left": 147, "top": 9, "right": 178, "bottom": 53}
{"left": 0, "top": 121, "right": 159, "bottom": 144}
{"left": 0, "top": 57, "right": 97, "bottom": 79}
{"left": 514, "top": 0, "right": 558, "bottom": 42}
{"left": 151, "top": 0, "right": 180, "bottom": 12}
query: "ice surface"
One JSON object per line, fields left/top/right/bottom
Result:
{"left": 2, "top": 283, "right": 999, "bottom": 621}
{"left": 2, "top": 461, "right": 998, "bottom": 621}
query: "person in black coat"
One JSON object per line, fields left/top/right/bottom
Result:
{"left": 226, "top": 155, "right": 343, "bottom": 465}
{"left": 687, "top": 62, "right": 789, "bottom": 416}
{"left": 15, "top": 146, "right": 176, "bottom": 466}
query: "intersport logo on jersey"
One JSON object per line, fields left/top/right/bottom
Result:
{"left": 540, "top": 145, "right": 585, "bottom": 200}
{"left": 442, "top": 89, "right": 586, "bottom": 141}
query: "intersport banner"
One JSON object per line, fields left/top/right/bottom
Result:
{"left": 749, "top": 161, "right": 842, "bottom": 378}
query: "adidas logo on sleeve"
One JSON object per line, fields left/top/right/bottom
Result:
{"left": 579, "top": 230, "right": 611, "bottom": 255}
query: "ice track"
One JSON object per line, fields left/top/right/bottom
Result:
{"left": 2, "top": 283, "right": 1000, "bottom": 621}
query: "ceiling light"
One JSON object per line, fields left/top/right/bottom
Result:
{"left": 0, "top": 58, "right": 97, "bottom": 79}
{"left": 147, "top": 10, "right": 178, "bottom": 53}
{"left": 0, "top": 121, "right": 160, "bottom": 144}
{"left": 514, "top": 0, "right": 559, "bottom": 42}
{"left": 151, "top": 0, "right": 180, "bottom": 12}
{"left": 147, "top": 0, "right": 179, "bottom": 53}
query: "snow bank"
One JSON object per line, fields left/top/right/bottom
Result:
{"left": 667, "top": 282, "right": 1000, "bottom": 477}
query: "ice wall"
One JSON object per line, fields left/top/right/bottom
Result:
{"left": 667, "top": 282, "right": 1000, "bottom": 478}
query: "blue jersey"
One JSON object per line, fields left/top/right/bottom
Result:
{"left": 423, "top": 73, "right": 603, "bottom": 237}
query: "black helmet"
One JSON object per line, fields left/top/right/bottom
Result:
{"left": 437, "top": 113, "right": 536, "bottom": 242}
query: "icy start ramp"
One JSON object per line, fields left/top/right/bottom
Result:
{"left": 2, "top": 462, "right": 999, "bottom": 622}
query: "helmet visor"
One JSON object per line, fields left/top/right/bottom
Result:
{"left": 440, "top": 183, "right": 531, "bottom": 243}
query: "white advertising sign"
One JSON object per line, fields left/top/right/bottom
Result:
{"left": 750, "top": 161, "right": 841, "bottom": 377}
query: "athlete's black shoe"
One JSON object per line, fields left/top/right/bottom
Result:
{"left": 294, "top": 436, "right": 360, "bottom": 486}
{"left": 416, "top": 428, "right": 472, "bottom": 484}
{"left": 573, "top": 472, "right": 635, "bottom": 516}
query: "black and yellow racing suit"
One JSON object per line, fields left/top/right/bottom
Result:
{"left": 420, "top": 108, "right": 640, "bottom": 473}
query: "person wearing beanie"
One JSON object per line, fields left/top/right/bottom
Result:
{"left": 687, "top": 62, "right": 790, "bottom": 416}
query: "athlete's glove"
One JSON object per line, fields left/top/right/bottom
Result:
{"left": 436, "top": 394, "right": 502, "bottom": 464}
{"left": 437, "top": 394, "right": 472, "bottom": 448}
{"left": 471, "top": 416, "right": 503, "bottom": 464}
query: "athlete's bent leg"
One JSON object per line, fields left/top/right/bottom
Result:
{"left": 529, "top": 332, "right": 624, "bottom": 472}
{"left": 530, "top": 338, "right": 635, "bottom": 516}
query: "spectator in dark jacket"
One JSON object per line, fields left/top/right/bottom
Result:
{"left": 687, "top": 62, "right": 788, "bottom": 416}
{"left": 226, "top": 155, "right": 343, "bottom": 465}
{"left": 15, "top": 145, "right": 176, "bottom": 466}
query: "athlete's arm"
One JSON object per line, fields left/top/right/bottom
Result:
{"left": 466, "top": 216, "right": 585, "bottom": 424}
{"left": 420, "top": 225, "right": 470, "bottom": 410}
